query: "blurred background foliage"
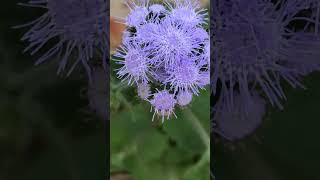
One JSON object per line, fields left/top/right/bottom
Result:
{"left": 214, "top": 72, "right": 320, "bottom": 180}
{"left": 110, "top": 0, "right": 210, "bottom": 179}
{"left": 0, "top": 1, "right": 106, "bottom": 179}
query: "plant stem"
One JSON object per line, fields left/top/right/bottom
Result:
{"left": 184, "top": 108, "right": 210, "bottom": 148}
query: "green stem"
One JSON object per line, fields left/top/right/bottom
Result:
{"left": 183, "top": 108, "right": 210, "bottom": 148}
{"left": 183, "top": 147, "right": 210, "bottom": 178}
{"left": 183, "top": 108, "right": 211, "bottom": 178}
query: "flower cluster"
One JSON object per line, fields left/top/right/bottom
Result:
{"left": 212, "top": 0, "right": 320, "bottom": 139}
{"left": 114, "top": 0, "right": 209, "bottom": 122}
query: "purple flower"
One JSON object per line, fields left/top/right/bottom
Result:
{"left": 149, "top": 4, "right": 167, "bottom": 15}
{"left": 168, "top": 0, "right": 208, "bottom": 27}
{"left": 153, "top": 65, "right": 170, "bottom": 83}
{"left": 126, "top": 7, "right": 149, "bottom": 27}
{"left": 137, "top": 18, "right": 207, "bottom": 67}
{"left": 198, "top": 71, "right": 210, "bottom": 87}
{"left": 165, "top": 58, "right": 203, "bottom": 95}
{"left": 150, "top": 90, "right": 177, "bottom": 122}
{"left": 177, "top": 90, "right": 193, "bottom": 106}
{"left": 201, "top": 40, "right": 210, "bottom": 68}
{"left": 212, "top": 0, "right": 320, "bottom": 109}
{"left": 16, "top": 0, "right": 108, "bottom": 78}
{"left": 114, "top": 41, "right": 151, "bottom": 85}
{"left": 115, "top": 0, "right": 209, "bottom": 120}
{"left": 137, "top": 82, "right": 151, "bottom": 100}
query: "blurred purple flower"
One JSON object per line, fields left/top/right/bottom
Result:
{"left": 211, "top": 0, "right": 320, "bottom": 141}
{"left": 16, "top": 0, "right": 108, "bottom": 78}
{"left": 212, "top": 0, "right": 320, "bottom": 110}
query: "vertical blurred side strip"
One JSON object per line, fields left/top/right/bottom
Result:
{"left": 105, "top": 0, "right": 110, "bottom": 179}
{"left": 210, "top": 0, "right": 216, "bottom": 179}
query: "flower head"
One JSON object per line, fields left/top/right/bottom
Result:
{"left": 150, "top": 90, "right": 177, "bottom": 122}
{"left": 126, "top": 7, "right": 149, "bottom": 27}
{"left": 165, "top": 58, "right": 203, "bottom": 95}
{"left": 137, "top": 82, "right": 151, "bottom": 100}
{"left": 177, "top": 90, "right": 193, "bottom": 106}
{"left": 149, "top": 4, "right": 167, "bottom": 15}
{"left": 168, "top": 0, "right": 208, "bottom": 27}
{"left": 212, "top": 0, "right": 320, "bottom": 109}
{"left": 114, "top": 41, "right": 151, "bottom": 85}
{"left": 16, "top": 0, "right": 108, "bottom": 78}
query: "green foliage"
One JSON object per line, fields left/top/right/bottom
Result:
{"left": 110, "top": 79, "right": 210, "bottom": 179}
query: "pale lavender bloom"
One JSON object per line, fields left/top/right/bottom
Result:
{"left": 150, "top": 90, "right": 177, "bottom": 122}
{"left": 16, "top": 0, "right": 108, "bottom": 78}
{"left": 168, "top": 0, "right": 208, "bottom": 27}
{"left": 149, "top": 4, "right": 167, "bottom": 14}
{"left": 177, "top": 90, "right": 193, "bottom": 106}
{"left": 126, "top": 7, "right": 149, "bottom": 27}
{"left": 193, "top": 28, "right": 210, "bottom": 42}
{"left": 141, "top": 19, "right": 206, "bottom": 67}
{"left": 165, "top": 58, "right": 203, "bottom": 95}
{"left": 124, "top": 0, "right": 150, "bottom": 27}
{"left": 198, "top": 71, "right": 210, "bottom": 87}
{"left": 114, "top": 41, "right": 151, "bottom": 85}
{"left": 135, "top": 22, "right": 159, "bottom": 42}
{"left": 153, "top": 65, "right": 170, "bottom": 83}
{"left": 200, "top": 40, "right": 210, "bottom": 68}
{"left": 137, "top": 82, "right": 151, "bottom": 100}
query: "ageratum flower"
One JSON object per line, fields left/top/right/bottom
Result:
{"left": 125, "top": 0, "right": 149, "bottom": 27}
{"left": 16, "top": 0, "right": 108, "bottom": 78}
{"left": 165, "top": 58, "right": 204, "bottom": 95}
{"left": 150, "top": 90, "right": 177, "bottom": 122}
{"left": 177, "top": 90, "right": 193, "bottom": 106}
{"left": 137, "top": 18, "right": 208, "bottom": 67}
{"left": 149, "top": 4, "right": 167, "bottom": 15}
{"left": 114, "top": 41, "right": 152, "bottom": 85}
{"left": 114, "top": 0, "right": 209, "bottom": 121}
{"left": 212, "top": 0, "right": 320, "bottom": 110}
{"left": 137, "top": 82, "right": 151, "bottom": 100}
{"left": 168, "top": 0, "right": 208, "bottom": 27}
